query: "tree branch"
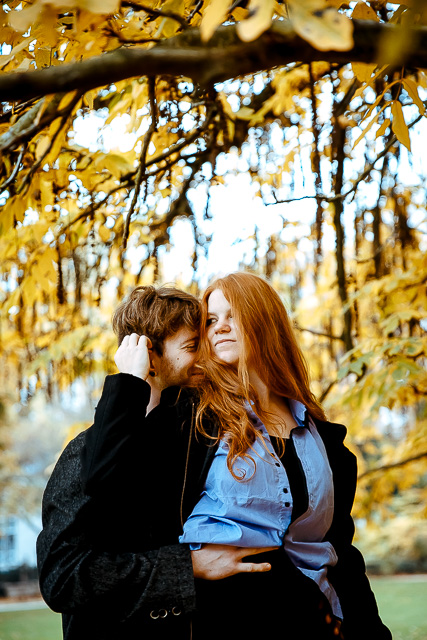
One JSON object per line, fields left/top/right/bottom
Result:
{"left": 121, "top": 1, "right": 188, "bottom": 28}
{"left": 358, "top": 450, "right": 427, "bottom": 479}
{"left": 294, "top": 323, "right": 344, "bottom": 341}
{"left": 122, "top": 76, "right": 157, "bottom": 250}
{"left": 2, "top": 21, "right": 427, "bottom": 102}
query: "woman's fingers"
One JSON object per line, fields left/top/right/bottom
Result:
{"left": 238, "top": 561, "right": 272, "bottom": 573}
{"left": 236, "top": 547, "right": 278, "bottom": 573}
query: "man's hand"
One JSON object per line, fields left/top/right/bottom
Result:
{"left": 114, "top": 334, "right": 152, "bottom": 380}
{"left": 191, "top": 544, "right": 278, "bottom": 580}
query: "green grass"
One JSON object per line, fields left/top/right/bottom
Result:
{"left": 370, "top": 576, "right": 427, "bottom": 640}
{"left": 0, "top": 608, "right": 61, "bottom": 640}
{"left": 0, "top": 577, "right": 426, "bottom": 640}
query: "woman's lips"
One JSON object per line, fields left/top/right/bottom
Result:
{"left": 215, "top": 339, "right": 235, "bottom": 347}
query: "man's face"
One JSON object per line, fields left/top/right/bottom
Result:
{"left": 155, "top": 327, "right": 201, "bottom": 389}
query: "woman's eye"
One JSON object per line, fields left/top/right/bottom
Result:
{"left": 206, "top": 318, "right": 215, "bottom": 326}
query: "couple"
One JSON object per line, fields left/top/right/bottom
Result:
{"left": 37, "top": 272, "right": 391, "bottom": 640}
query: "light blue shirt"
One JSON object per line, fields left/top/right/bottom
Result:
{"left": 180, "top": 400, "right": 343, "bottom": 618}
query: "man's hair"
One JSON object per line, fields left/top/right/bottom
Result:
{"left": 112, "top": 285, "right": 200, "bottom": 353}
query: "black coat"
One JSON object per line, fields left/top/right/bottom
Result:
{"left": 37, "top": 373, "right": 391, "bottom": 640}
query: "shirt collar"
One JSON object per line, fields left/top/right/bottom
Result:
{"left": 288, "top": 399, "right": 307, "bottom": 425}
{"left": 245, "top": 399, "right": 307, "bottom": 428}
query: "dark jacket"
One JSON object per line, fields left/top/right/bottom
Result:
{"left": 37, "top": 373, "right": 391, "bottom": 640}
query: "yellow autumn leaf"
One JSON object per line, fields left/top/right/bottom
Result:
{"left": 236, "top": 0, "right": 275, "bottom": 42}
{"left": 351, "top": 62, "right": 377, "bottom": 84}
{"left": 12, "top": 196, "right": 27, "bottom": 224}
{"left": 402, "top": 78, "right": 426, "bottom": 116}
{"left": 375, "top": 118, "right": 391, "bottom": 139}
{"left": 352, "top": 106, "right": 385, "bottom": 148}
{"left": 156, "top": 0, "right": 184, "bottom": 39}
{"left": 200, "top": 0, "right": 231, "bottom": 42}
{"left": 0, "top": 199, "right": 15, "bottom": 235}
{"left": 103, "top": 154, "right": 135, "bottom": 178}
{"left": 232, "top": 7, "right": 249, "bottom": 20}
{"left": 39, "top": 179, "right": 54, "bottom": 213}
{"left": 351, "top": 1, "right": 379, "bottom": 21}
{"left": 98, "top": 225, "right": 112, "bottom": 242}
{"left": 391, "top": 100, "right": 411, "bottom": 152}
{"left": 84, "top": 0, "right": 120, "bottom": 14}
{"left": 8, "top": 2, "right": 42, "bottom": 33}
{"left": 58, "top": 91, "right": 79, "bottom": 113}
{"left": 287, "top": 0, "right": 354, "bottom": 52}
{"left": 84, "top": 91, "right": 94, "bottom": 109}
{"left": 21, "top": 277, "right": 40, "bottom": 308}
{"left": 37, "top": 247, "right": 57, "bottom": 275}
{"left": 0, "top": 36, "right": 34, "bottom": 66}
{"left": 234, "top": 106, "right": 255, "bottom": 120}
{"left": 35, "top": 136, "right": 51, "bottom": 161}
{"left": 35, "top": 47, "right": 51, "bottom": 69}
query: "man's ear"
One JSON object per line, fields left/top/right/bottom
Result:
{"left": 148, "top": 349, "right": 160, "bottom": 377}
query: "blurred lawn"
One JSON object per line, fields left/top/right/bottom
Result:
{"left": 0, "top": 608, "right": 61, "bottom": 639}
{"left": 370, "top": 576, "right": 427, "bottom": 640}
{"left": 0, "top": 577, "right": 426, "bottom": 639}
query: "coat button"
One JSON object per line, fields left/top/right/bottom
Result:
{"left": 149, "top": 609, "right": 168, "bottom": 619}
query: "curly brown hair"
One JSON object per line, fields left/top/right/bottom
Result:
{"left": 112, "top": 285, "right": 200, "bottom": 354}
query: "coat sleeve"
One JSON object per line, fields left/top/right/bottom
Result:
{"left": 321, "top": 423, "right": 392, "bottom": 640}
{"left": 36, "top": 380, "right": 196, "bottom": 623}
{"left": 80, "top": 373, "right": 152, "bottom": 495}
{"left": 37, "top": 434, "right": 196, "bottom": 620}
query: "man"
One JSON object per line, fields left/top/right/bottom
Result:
{"left": 37, "top": 285, "right": 271, "bottom": 640}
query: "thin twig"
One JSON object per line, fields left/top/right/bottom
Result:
{"left": 17, "top": 92, "right": 82, "bottom": 194}
{"left": 0, "top": 144, "right": 26, "bottom": 192}
{"left": 122, "top": 76, "right": 157, "bottom": 249}
{"left": 358, "top": 450, "right": 427, "bottom": 480}
{"left": 121, "top": 1, "right": 188, "bottom": 28}
{"left": 308, "top": 62, "right": 323, "bottom": 259}
{"left": 294, "top": 323, "right": 344, "bottom": 341}
{"left": 187, "top": 0, "right": 204, "bottom": 23}
{"left": 268, "top": 106, "right": 426, "bottom": 208}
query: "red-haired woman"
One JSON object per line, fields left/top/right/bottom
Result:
{"left": 180, "top": 272, "right": 391, "bottom": 640}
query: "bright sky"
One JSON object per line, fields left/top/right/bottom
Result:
{"left": 72, "top": 84, "right": 427, "bottom": 289}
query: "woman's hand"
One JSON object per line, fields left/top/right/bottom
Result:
{"left": 191, "top": 544, "right": 277, "bottom": 580}
{"left": 114, "top": 334, "right": 152, "bottom": 380}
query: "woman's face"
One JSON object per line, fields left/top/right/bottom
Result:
{"left": 206, "top": 289, "right": 240, "bottom": 365}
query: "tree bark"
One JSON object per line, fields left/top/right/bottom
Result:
{"left": 1, "top": 21, "right": 427, "bottom": 102}
{"left": 331, "top": 106, "right": 354, "bottom": 352}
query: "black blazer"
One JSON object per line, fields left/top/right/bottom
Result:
{"left": 37, "top": 373, "right": 391, "bottom": 640}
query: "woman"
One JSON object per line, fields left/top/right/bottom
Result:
{"left": 180, "top": 272, "right": 391, "bottom": 640}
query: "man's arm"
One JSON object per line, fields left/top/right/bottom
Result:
{"left": 80, "top": 372, "right": 152, "bottom": 494}
{"left": 37, "top": 433, "right": 196, "bottom": 621}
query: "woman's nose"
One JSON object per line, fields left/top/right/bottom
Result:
{"left": 215, "top": 317, "right": 230, "bottom": 333}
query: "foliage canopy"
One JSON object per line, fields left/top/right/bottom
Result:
{"left": 0, "top": 0, "right": 426, "bottom": 526}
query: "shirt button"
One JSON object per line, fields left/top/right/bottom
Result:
{"left": 283, "top": 488, "right": 288, "bottom": 493}
{"left": 275, "top": 462, "right": 281, "bottom": 467}
{"left": 285, "top": 502, "right": 291, "bottom": 507}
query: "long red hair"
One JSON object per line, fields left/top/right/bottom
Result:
{"left": 195, "top": 272, "right": 326, "bottom": 477}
